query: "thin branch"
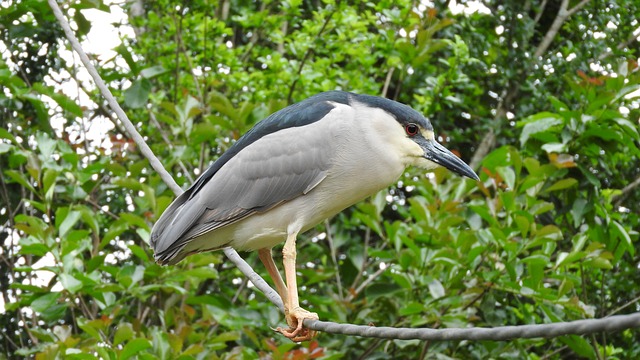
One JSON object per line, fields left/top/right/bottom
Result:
{"left": 48, "top": 0, "right": 283, "bottom": 311}
{"left": 613, "top": 174, "right": 640, "bottom": 207}
{"left": 170, "top": 12, "right": 203, "bottom": 101}
{"left": 534, "top": 0, "right": 591, "bottom": 57}
{"left": 533, "top": 0, "right": 548, "bottom": 25}
{"left": 49, "top": 0, "right": 181, "bottom": 195}
{"left": 566, "top": 0, "right": 590, "bottom": 17}
{"left": 346, "top": 265, "right": 387, "bottom": 302}
{"left": 148, "top": 111, "right": 194, "bottom": 183}
{"left": 381, "top": 67, "right": 395, "bottom": 98}
{"left": 608, "top": 294, "right": 640, "bottom": 317}
{"left": 324, "top": 220, "right": 344, "bottom": 301}
{"left": 286, "top": 8, "right": 337, "bottom": 104}
{"left": 349, "top": 228, "right": 370, "bottom": 293}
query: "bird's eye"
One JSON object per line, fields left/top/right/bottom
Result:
{"left": 405, "top": 123, "right": 419, "bottom": 136}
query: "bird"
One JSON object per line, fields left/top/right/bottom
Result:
{"left": 150, "top": 91, "right": 479, "bottom": 341}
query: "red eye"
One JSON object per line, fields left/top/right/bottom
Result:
{"left": 405, "top": 123, "right": 419, "bottom": 136}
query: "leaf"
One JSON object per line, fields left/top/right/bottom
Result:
{"left": 59, "top": 210, "right": 82, "bottom": 238}
{"left": 114, "top": 323, "right": 135, "bottom": 346}
{"left": 0, "top": 142, "right": 13, "bottom": 154}
{"left": 73, "top": 9, "right": 92, "bottom": 36}
{"left": 398, "top": 302, "right": 425, "bottom": 316}
{"left": 611, "top": 221, "right": 634, "bottom": 256}
{"left": 496, "top": 166, "right": 515, "bottom": 190}
{"left": 518, "top": 112, "right": 563, "bottom": 145}
{"left": 124, "top": 79, "right": 152, "bottom": 109}
{"left": 31, "top": 293, "right": 59, "bottom": 313}
{"left": 5, "top": 170, "right": 36, "bottom": 193}
{"left": 60, "top": 273, "right": 83, "bottom": 294}
{"left": 42, "top": 168, "right": 58, "bottom": 202}
{"left": 427, "top": 279, "right": 445, "bottom": 299}
{"left": 33, "top": 83, "right": 83, "bottom": 117}
{"left": 120, "top": 338, "right": 152, "bottom": 360}
{"left": 140, "top": 66, "right": 168, "bottom": 79}
{"left": 571, "top": 199, "right": 588, "bottom": 227}
{"left": 543, "top": 178, "right": 577, "bottom": 193}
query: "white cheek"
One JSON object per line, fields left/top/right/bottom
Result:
{"left": 409, "top": 157, "right": 439, "bottom": 170}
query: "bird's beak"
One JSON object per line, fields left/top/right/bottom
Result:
{"left": 421, "top": 138, "right": 480, "bottom": 181}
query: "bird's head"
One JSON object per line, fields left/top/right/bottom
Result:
{"left": 353, "top": 93, "right": 480, "bottom": 181}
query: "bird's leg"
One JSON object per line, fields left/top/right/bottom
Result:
{"left": 257, "top": 248, "right": 289, "bottom": 306}
{"left": 277, "top": 230, "right": 318, "bottom": 342}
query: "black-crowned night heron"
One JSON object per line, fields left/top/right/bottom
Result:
{"left": 150, "top": 91, "right": 479, "bottom": 341}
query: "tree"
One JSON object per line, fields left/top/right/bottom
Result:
{"left": 1, "top": 0, "right": 638, "bottom": 358}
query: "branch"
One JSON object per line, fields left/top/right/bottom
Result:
{"left": 613, "top": 174, "right": 640, "bottom": 207}
{"left": 303, "top": 313, "right": 640, "bottom": 340}
{"left": 534, "top": 0, "right": 591, "bottom": 57}
{"left": 49, "top": 0, "right": 181, "bottom": 196}
{"left": 48, "top": 0, "right": 284, "bottom": 311}
{"left": 471, "top": 0, "right": 590, "bottom": 168}
{"left": 324, "top": 220, "right": 344, "bottom": 300}
{"left": 286, "top": 8, "right": 336, "bottom": 104}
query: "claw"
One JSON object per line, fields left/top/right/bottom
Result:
{"left": 276, "top": 307, "right": 319, "bottom": 342}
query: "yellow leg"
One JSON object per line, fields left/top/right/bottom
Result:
{"left": 278, "top": 230, "right": 318, "bottom": 342}
{"left": 257, "top": 248, "right": 288, "bottom": 306}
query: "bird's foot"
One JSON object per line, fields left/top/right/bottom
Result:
{"left": 275, "top": 307, "right": 319, "bottom": 342}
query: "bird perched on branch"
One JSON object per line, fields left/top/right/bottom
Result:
{"left": 150, "top": 91, "right": 479, "bottom": 341}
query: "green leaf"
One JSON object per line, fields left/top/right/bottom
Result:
{"left": 31, "top": 293, "right": 59, "bottom": 313}
{"left": 42, "top": 168, "right": 58, "bottom": 202}
{"left": 120, "top": 338, "right": 152, "bottom": 360}
{"left": 427, "top": 279, "right": 445, "bottom": 299}
{"left": 611, "top": 221, "right": 634, "bottom": 256}
{"left": 124, "top": 79, "right": 152, "bottom": 109}
{"left": 518, "top": 112, "right": 563, "bottom": 145}
{"left": 33, "top": 83, "right": 83, "bottom": 117}
{"left": 5, "top": 169, "right": 36, "bottom": 193}
{"left": 0, "top": 142, "right": 14, "bottom": 154}
{"left": 496, "top": 166, "right": 516, "bottom": 190}
{"left": 60, "top": 273, "right": 83, "bottom": 294}
{"left": 140, "top": 66, "right": 168, "bottom": 79}
{"left": 544, "top": 178, "right": 577, "bottom": 193}
{"left": 58, "top": 210, "right": 82, "bottom": 238}
{"left": 398, "top": 302, "right": 425, "bottom": 316}
{"left": 114, "top": 323, "right": 135, "bottom": 346}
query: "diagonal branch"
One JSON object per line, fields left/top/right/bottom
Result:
{"left": 48, "top": 0, "right": 283, "bottom": 309}
{"left": 286, "top": 7, "right": 337, "bottom": 104}
{"left": 470, "top": 0, "right": 591, "bottom": 169}
{"left": 613, "top": 174, "right": 640, "bottom": 207}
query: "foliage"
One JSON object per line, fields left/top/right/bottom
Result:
{"left": 1, "top": 0, "right": 639, "bottom": 359}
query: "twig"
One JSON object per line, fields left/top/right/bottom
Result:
{"left": 286, "top": 8, "right": 337, "bottom": 104}
{"left": 607, "top": 294, "right": 640, "bottom": 317}
{"left": 346, "top": 265, "right": 387, "bottom": 302}
{"left": 324, "top": 220, "right": 344, "bottom": 300}
{"left": 381, "top": 67, "right": 395, "bottom": 98}
{"left": 349, "top": 228, "right": 370, "bottom": 294}
{"left": 613, "top": 174, "right": 640, "bottom": 207}
{"left": 148, "top": 111, "right": 194, "bottom": 183}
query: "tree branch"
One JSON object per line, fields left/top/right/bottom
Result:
{"left": 470, "top": 0, "right": 590, "bottom": 169}
{"left": 613, "top": 174, "right": 640, "bottom": 207}
{"left": 48, "top": 0, "right": 284, "bottom": 311}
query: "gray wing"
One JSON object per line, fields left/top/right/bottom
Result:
{"left": 151, "top": 125, "right": 332, "bottom": 264}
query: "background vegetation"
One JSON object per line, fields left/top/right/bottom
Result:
{"left": 1, "top": 0, "right": 639, "bottom": 358}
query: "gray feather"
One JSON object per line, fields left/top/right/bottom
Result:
{"left": 151, "top": 121, "right": 333, "bottom": 264}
